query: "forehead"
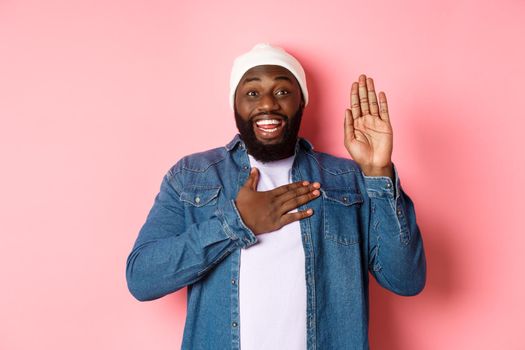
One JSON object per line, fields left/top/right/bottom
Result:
{"left": 239, "top": 65, "right": 297, "bottom": 84}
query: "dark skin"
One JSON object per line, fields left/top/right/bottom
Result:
{"left": 234, "top": 65, "right": 320, "bottom": 235}
{"left": 235, "top": 66, "right": 394, "bottom": 235}
{"left": 345, "top": 75, "right": 394, "bottom": 179}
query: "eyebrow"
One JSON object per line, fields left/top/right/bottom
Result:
{"left": 242, "top": 75, "right": 293, "bottom": 84}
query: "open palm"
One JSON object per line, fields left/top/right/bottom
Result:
{"left": 344, "top": 74, "right": 393, "bottom": 175}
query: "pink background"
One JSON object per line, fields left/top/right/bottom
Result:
{"left": 1, "top": 0, "right": 524, "bottom": 349}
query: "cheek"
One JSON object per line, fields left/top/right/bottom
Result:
{"left": 235, "top": 101, "right": 253, "bottom": 119}
{"left": 283, "top": 98, "right": 301, "bottom": 114}
{"left": 236, "top": 106, "right": 250, "bottom": 119}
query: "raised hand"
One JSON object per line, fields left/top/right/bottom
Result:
{"left": 235, "top": 168, "right": 321, "bottom": 235}
{"left": 344, "top": 74, "right": 394, "bottom": 178}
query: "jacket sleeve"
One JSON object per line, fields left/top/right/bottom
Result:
{"left": 363, "top": 164, "right": 426, "bottom": 296}
{"left": 126, "top": 166, "right": 257, "bottom": 301}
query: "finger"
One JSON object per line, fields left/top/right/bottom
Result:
{"left": 358, "top": 74, "right": 370, "bottom": 116}
{"left": 243, "top": 167, "right": 259, "bottom": 191}
{"left": 271, "top": 180, "right": 310, "bottom": 196}
{"left": 367, "top": 77, "right": 379, "bottom": 116}
{"left": 378, "top": 91, "right": 390, "bottom": 122}
{"left": 279, "top": 208, "right": 314, "bottom": 227}
{"left": 275, "top": 182, "right": 320, "bottom": 206}
{"left": 250, "top": 168, "right": 259, "bottom": 191}
{"left": 279, "top": 190, "right": 320, "bottom": 214}
{"left": 275, "top": 182, "right": 319, "bottom": 204}
{"left": 350, "top": 82, "right": 361, "bottom": 119}
{"left": 344, "top": 109, "right": 356, "bottom": 143}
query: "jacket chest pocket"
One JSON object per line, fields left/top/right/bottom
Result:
{"left": 180, "top": 186, "right": 221, "bottom": 221}
{"left": 322, "top": 188, "right": 363, "bottom": 246}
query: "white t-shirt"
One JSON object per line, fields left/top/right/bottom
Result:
{"left": 239, "top": 154, "right": 307, "bottom": 350}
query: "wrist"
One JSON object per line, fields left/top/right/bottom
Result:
{"left": 361, "top": 163, "right": 393, "bottom": 178}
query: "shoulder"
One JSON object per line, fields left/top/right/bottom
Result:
{"left": 168, "top": 146, "right": 228, "bottom": 176}
{"left": 161, "top": 146, "right": 228, "bottom": 193}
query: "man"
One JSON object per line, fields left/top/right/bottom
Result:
{"left": 126, "top": 43, "right": 426, "bottom": 349}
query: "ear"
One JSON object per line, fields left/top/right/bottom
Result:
{"left": 299, "top": 92, "right": 306, "bottom": 108}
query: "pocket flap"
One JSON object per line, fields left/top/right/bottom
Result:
{"left": 322, "top": 189, "right": 363, "bottom": 206}
{"left": 180, "top": 186, "right": 221, "bottom": 207}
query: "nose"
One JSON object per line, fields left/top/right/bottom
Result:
{"left": 256, "top": 92, "right": 279, "bottom": 112}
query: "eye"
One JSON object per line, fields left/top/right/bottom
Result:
{"left": 246, "top": 91, "right": 258, "bottom": 97}
{"left": 275, "top": 90, "right": 289, "bottom": 96}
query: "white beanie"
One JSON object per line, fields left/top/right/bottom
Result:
{"left": 229, "top": 43, "right": 309, "bottom": 110}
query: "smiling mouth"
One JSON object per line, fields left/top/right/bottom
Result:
{"left": 256, "top": 118, "right": 282, "bottom": 131}
{"left": 253, "top": 117, "right": 286, "bottom": 140}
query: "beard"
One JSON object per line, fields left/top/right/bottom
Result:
{"left": 234, "top": 107, "right": 303, "bottom": 163}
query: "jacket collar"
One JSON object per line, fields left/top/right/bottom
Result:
{"left": 225, "top": 134, "right": 314, "bottom": 153}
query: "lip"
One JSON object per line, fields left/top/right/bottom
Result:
{"left": 252, "top": 114, "right": 286, "bottom": 123}
{"left": 252, "top": 114, "right": 286, "bottom": 142}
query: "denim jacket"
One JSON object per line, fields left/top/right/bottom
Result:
{"left": 126, "top": 134, "right": 426, "bottom": 350}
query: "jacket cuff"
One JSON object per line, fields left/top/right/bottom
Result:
{"left": 362, "top": 163, "right": 411, "bottom": 244}
{"left": 361, "top": 163, "right": 401, "bottom": 200}
{"left": 215, "top": 199, "right": 258, "bottom": 249}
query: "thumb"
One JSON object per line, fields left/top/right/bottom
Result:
{"left": 344, "top": 109, "right": 356, "bottom": 143}
{"left": 244, "top": 167, "right": 259, "bottom": 191}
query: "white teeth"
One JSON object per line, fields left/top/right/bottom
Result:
{"left": 262, "top": 127, "right": 278, "bottom": 132}
{"left": 256, "top": 119, "right": 280, "bottom": 126}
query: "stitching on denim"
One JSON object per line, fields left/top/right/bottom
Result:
{"left": 373, "top": 235, "right": 382, "bottom": 271}
{"left": 230, "top": 199, "right": 257, "bottom": 247}
{"left": 180, "top": 186, "right": 221, "bottom": 207}
{"left": 305, "top": 152, "right": 359, "bottom": 175}
{"left": 295, "top": 166, "right": 317, "bottom": 349}
{"left": 196, "top": 246, "right": 234, "bottom": 277}
{"left": 400, "top": 229, "right": 410, "bottom": 245}
{"left": 322, "top": 190, "right": 362, "bottom": 246}
{"left": 182, "top": 157, "right": 225, "bottom": 173}
{"left": 373, "top": 219, "right": 380, "bottom": 232}
{"left": 322, "top": 188, "right": 363, "bottom": 206}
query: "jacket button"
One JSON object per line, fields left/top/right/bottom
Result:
{"left": 232, "top": 322, "right": 238, "bottom": 327}
{"left": 397, "top": 209, "right": 402, "bottom": 216}
{"left": 231, "top": 279, "right": 236, "bottom": 285}
{"left": 386, "top": 183, "right": 392, "bottom": 189}
{"left": 242, "top": 165, "right": 248, "bottom": 170}
{"left": 195, "top": 197, "right": 201, "bottom": 204}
